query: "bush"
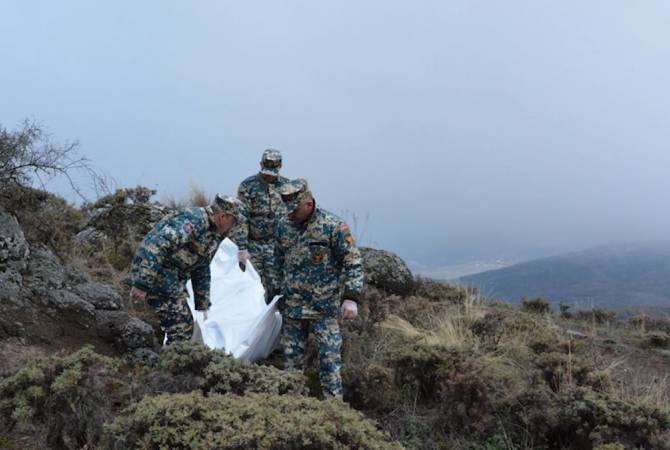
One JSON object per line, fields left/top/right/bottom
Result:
{"left": 641, "top": 331, "right": 670, "bottom": 349}
{"left": 558, "top": 389, "right": 670, "bottom": 449}
{"left": 104, "top": 392, "right": 402, "bottom": 450}
{"left": 560, "top": 302, "right": 573, "bottom": 319}
{"left": 573, "top": 309, "right": 616, "bottom": 325}
{"left": 144, "top": 342, "right": 306, "bottom": 396}
{"left": 0, "top": 345, "right": 121, "bottom": 449}
{"left": 85, "top": 186, "right": 156, "bottom": 209}
{"left": 412, "top": 277, "right": 472, "bottom": 303}
{"left": 521, "top": 297, "right": 552, "bottom": 315}
{"left": 0, "top": 185, "right": 85, "bottom": 256}
{"left": 629, "top": 315, "right": 670, "bottom": 333}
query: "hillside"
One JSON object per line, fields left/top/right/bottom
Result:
{"left": 460, "top": 244, "right": 670, "bottom": 308}
{"left": 1, "top": 184, "right": 670, "bottom": 449}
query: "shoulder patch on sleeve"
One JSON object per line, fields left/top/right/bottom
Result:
{"left": 182, "top": 221, "right": 195, "bottom": 234}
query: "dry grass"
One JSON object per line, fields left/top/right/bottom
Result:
{"left": 188, "top": 182, "right": 210, "bottom": 207}
{"left": 380, "top": 292, "right": 486, "bottom": 351}
{"left": 161, "top": 182, "right": 210, "bottom": 209}
{"left": 607, "top": 361, "right": 670, "bottom": 409}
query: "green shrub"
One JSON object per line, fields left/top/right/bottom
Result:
{"left": 574, "top": 309, "right": 616, "bottom": 325}
{"left": 145, "top": 342, "right": 306, "bottom": 396}
{"left": 559, "top": 302, "right": 573, "bottom": 319}
{"left": 533, "top": 351, "right": 595, "bottom": 392}
{"left": 0, "top": 345, "right": 121, "bottom": 449}
{"left": 84, "top": 186, "right": 156, "bottom": 209}
{"left": 204, "top": 356, "right": 306, "bottom": 395}
{"left": 558, "top": 389, "right": 670, "bottom": 449}
{"left": 0, "top": 185, "right": 85, "bottom": 256}
{"left": 641, "top": 331, "right": 670, "bottom": 349}
{"left": 521, "top": 297, "right": 552, "bottom": 315}
{"left": 629, "top": 315, "right": 670, "bottom": 333}
{"left": 594, "top": 444, "right": 626, "bottom": 450}
{"left": 412, "top": 277, "right": 472, "bottom": 304}
{"left": 156, "top": 340, "right": 220, "bottom": 375}
{"left": 104, "top": 392, "right": 402, "bottom": 450}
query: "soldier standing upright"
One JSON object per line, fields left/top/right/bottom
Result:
{"left": 232, "top": 149, "right": 289, "bottom": 299}
{"left": 271, "top": 178, "right": 363, "bottom": 399}
{"left": 128, "top": 194, "right": 242, "bottom": 345}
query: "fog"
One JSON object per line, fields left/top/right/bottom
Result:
{"left": 2, "top": 1, "right": 669, "bottom": 267}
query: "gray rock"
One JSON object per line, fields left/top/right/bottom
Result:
{"left": 0, "top": 269, "right": 23, "bottom": 301}
{"left": 73, "top": 227, "right": 110, "bottom": 254}
{"left": 73, "top": 281, "right": 123, "bottom": 310}
{"left": 94, "top": 310, "right": 130, "bottom": 341}
{"left": 26, "top": 246, "right": 67, "bottom": 288}
{"left": 41, "top": 290, "right": 96, "bottom": 326}
{"left": 0, "top": 209, "right": 30, "bottom": 272}
{"left": 119, "top": 317, "right": 155, "bottom": 349}
{"left": 566, "top": 329, "right": 588, "bottom": 339}
{"left": 360, "top": 247, "right": 414, "bottom": 296}
{"left": 95, "top": 311, "right": 155, "bottom": 350}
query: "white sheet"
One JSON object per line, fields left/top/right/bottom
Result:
{"left": 187, "top": 238, "right": 282, "bottom": 362}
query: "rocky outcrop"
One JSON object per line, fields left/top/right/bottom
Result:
{"left": 0, "top": 208, "right": 155, "bottom": 354}
{"left": 360, "top": 247, "right": 414, "bottom": 296}
{"left": 75, "top": 202, "right": 167, "bottom": 251}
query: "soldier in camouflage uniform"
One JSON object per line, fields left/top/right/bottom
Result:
{"left": 129, "top": 194, "right": 242, "bottom": 345}
{"left": 271, "top": 178, "right": 363, "bottom": 398}
{"left": 231, "top": 149, "right": 289, "bottom": 300}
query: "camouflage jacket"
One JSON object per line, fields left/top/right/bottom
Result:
{"left": 273, "top": 205, "right": 364, "bottom": 319}
{"left": 129, "top": 207, "right": 225, "bottom": 310}
{"left": 230, "top": 173, "right": 289, "bottom": 249}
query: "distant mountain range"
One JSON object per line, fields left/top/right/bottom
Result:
{"left": 411, "top": 258, "right": 517, "bottom": 280}
{"left": 458, "top": 243, "right": 670, "bottom": 309}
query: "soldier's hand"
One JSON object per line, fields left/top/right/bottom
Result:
{"left": 130, "top": 286, "right": 147, "bottom": 302}
{"left": 341, "top": 300, "right": 358, "bottom": 320}
{"left": 238, "top": 250, "right": 251, "bottom": 263}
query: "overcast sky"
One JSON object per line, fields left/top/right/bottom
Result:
{"left": 1, "top": 1, "right": 669, "bottom": 267}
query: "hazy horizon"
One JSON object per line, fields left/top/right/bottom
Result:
{"left": 2, "top": 1, "right": 669, "bottom": 267}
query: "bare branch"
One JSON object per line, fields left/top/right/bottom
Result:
{"left": 0, "top": 119, "right": 100, "bottom": 202}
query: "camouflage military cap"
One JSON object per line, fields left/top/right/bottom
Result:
{"left": 280, "top": 177, "right": 312, "bottom": 212}
{"left": 211, "top": 194, "right": 243, "bottom": 221}
{"left": 260, "top": 148, "right": 282, "bottom": 176}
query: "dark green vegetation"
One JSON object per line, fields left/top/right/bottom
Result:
{"left": 460, "top": 244, "right": 670, "bottom": 309}
{"left": 0, "top": 343, "right": 398, "bottom": 449}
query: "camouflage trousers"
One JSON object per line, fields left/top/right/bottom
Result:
{"left": 281, "top": 316, "right": 343, "bottom": 398}
{"left": 249, "top": 239, "right": 277, "bottom": 302}
{"left": 144, "top": 289, "right": 194, "bottom": 346}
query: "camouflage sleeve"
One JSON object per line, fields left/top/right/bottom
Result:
{"left": 332, "top": 221, "right": 364, "bottom": 302}
{"left": 228, "top": 183, "right": 250, "bottom": 249}
{"left": 129, "top": 213, "right": 201, "bottom": 295}
{"left": 190, "top": 263, "right": 211, "bottom": 310}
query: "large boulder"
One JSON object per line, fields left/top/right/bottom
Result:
{"left": 360, "top": 247, "right": 414, "bottom": 296}
{"left": 73, "top": 281, "right": 124, "bottom": 310}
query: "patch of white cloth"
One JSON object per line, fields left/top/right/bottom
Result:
{"left": 187, "top": 238, "right": 282, "bottom": 362}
